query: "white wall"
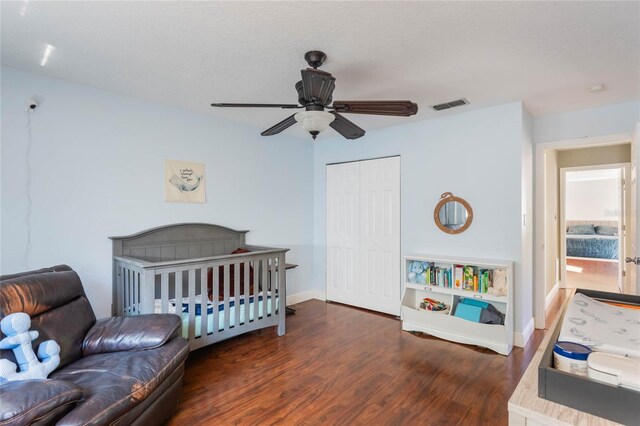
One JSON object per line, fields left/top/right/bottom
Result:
{"left": 313, "top": 102, "right": 533, "bottom": 336}
{"left": 565, "top": 177, "right": 619, "bottom": 221}
{"left": 533, "top": 100, "right": 640, "bottom": 144}
{"left": 0, "top": 67, "right": 314, "bottom": 318}
{"left": 521, "top": 107, "right": 534, "bottom": 339}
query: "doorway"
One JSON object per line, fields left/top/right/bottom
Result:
{"left": 326, "top": 156, "right": 401, "bottom": 315}
{"left": 560, "top": 165, "right": 628, "bottom": 293}
{"left": 534, "top": 135, "right": 635, "bottom": 330}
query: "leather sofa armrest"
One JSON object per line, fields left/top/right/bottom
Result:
{"left": 0, "top": 379, "right": 82, "bottom": 426}
{"left": 82, "top": 314, "right": 181, "bottom": 356}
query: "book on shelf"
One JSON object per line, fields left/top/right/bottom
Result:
{"left": 463, "top": 266, "right": 476, "bottom": 290}
{"left": 431, "top": 265, "right": 452, "bottom": 288}
{"left": 454, "top": 265, "right": 463, "bottom": 289}
{"left": 407, "top": 260, "right": 502, "bottom": 295}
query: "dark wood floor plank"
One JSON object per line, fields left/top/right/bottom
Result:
{"left": 167, "top": 300, "right": 544, "bottom": 425}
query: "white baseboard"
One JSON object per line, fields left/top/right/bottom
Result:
{"left": 513, "top": 317, "right": 535, "bottom": 348}
{"left": 545, "top": 282, "right": 560, "bottom": 310}
{"left": 286, "top": 290, "right": 326, "bottom": 306}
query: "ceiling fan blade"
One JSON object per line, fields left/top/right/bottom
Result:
{"left": 332, "top": 100, "right": 418, "bottom": 116}
{"left": 329, "top": 112, "right": 365, "bottom": 140}
{"left": 301, "top": 69, "right": 336, "bottom": 105}
{"left": 261, "top": 114, "right": 297, "bottom": 136}
{"left": 211, "top": 103, "right": 301, "bottom": 109}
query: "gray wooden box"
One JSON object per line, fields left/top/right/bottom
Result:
{"left": 537, "top": 288, "right": 640, "bottom": 424}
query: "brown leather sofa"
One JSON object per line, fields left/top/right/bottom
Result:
{"left": 0, "top": 265, "right": 189, "bottom": 425}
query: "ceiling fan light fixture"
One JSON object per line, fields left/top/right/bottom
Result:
{"left": 294, "top": 110, "right": 335, "bottom": 139}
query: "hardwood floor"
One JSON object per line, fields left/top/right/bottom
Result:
{"left": 167, "top": 300, "right": 544, "bottom": 425}
{"left": 566, "top": 258, "right": 619, "bottom": 293}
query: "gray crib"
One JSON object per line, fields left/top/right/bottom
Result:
{"left": 110, "top": 223, "right": 287, "bottom": 350}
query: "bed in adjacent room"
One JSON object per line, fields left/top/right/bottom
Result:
{"left": 566, "top": 222, "right": 620, "bottom": 261}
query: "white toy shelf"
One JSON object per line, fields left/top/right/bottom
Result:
{"left": 401, "top": 254, "right": 514, "bottom": 355}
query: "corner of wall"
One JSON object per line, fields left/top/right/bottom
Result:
{"left": 520, "top": 103, "right": 535, "bottom": 335}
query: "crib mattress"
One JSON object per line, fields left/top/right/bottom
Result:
{"left": 558, "top": 292, "right": 640, "bottom": 358}
{"left": 155, "top": 294, "right": 278, "bottom": 338}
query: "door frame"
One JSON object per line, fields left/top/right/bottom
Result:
{"left": 533, "top": 133, "right": 632, "bottom": 329}
{"left": 559, "top": 163, "right": 629, "bottom": 292}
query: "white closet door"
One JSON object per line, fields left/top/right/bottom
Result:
{"left": 326, "top": 161, "right": 361, "bottom": 306}
{"left": 359, "top": 157, "right": 401, "bottom": 315}
{"left": 326, "top": 157, "right": 400, "bottom": 315}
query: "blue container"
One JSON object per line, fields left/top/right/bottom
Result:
{"left": 553, "top": 341, "right": 592, "bottom": 375}
{"left": 453, "top": 303, "right": 482, "bottom": 322}
{"left": 553, "top": 341, "right": 592, "bottom": 360}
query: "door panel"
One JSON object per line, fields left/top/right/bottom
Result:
{"left": 359, "top": 157, "right": 401, "bottom": 315}
{"left": 326, "top": 162, "right": 360, "bottom": 304}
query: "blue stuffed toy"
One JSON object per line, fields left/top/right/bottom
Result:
{"left": 0, "top": 312, "right": 60, "bottom": 382}
{"left": 408, "top": 261, "right": 428, "bottom": 283}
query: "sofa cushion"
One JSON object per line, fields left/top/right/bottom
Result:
{"left": 83, "top": 314, "right": 181, "bottom": 356}
{"left": 0, "top": 265, "right": 72, "bottom": 282}
{"left": 0, "top": 379, "right": 82, "bottom": 426}
{"left": 0, "top": 269, "right": 86, "bottom": 318}
{"left": 1, "top": 269, "right": 96, "bottom": 369}
{"left": 52, "top": 337, "right": 189, "bottom": 426}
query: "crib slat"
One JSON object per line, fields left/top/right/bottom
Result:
{"left": 161, "top": 273, "right": 169, "bottom": 313}
{"left": 277, "top": 252, "right": 286, "bottom": 336}
{"left": 133, "top": 271, "right": 139, "bottom": 315}
{"left": 270, "top": 257, "right": 276, "bottom": 317}
{"left": 243, "top": 262, "right": 250, "bottom": 325}
{"left": 213, "top": 264, "right": 219, "bottom": 335}
{"left": 175, "top": 271, "right": 183, "bottom": 317}
{"left": 234, "top": 262, "right": 240, "bottom": 327}
{"left": 116, "top": 265, "right": 123, "bottom": 315}
{"left": 127, "top": 269, "right": 136, "bottom": 315}
{"left": 257, "top": 259, "right": 262, "bottom": 319}
{"left": 122, "top": 268, "right": 127, "bottom": 315}
{"left": 188, "top": 269, "right": 196, "bottom": 341}
{"left": 200, "top": 268, "right": 207, "bottom": 338}
{"left": 253, "top": 260, "right": 262, "bottom": 321}
{"left": 130, "top": 269, "right": 135, "bottom": 314}
{"left": 261, "top": 259, "right": 268, "bottom": 320}
{"left": 223, "top": 264, "right": 230, "bottom": 330}
{"left": 130, "top": 269, "right": 136, "bottom": 314}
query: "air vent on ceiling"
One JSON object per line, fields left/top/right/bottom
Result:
{"left": 431, "top": 98, "right": 469, "bottom": 111}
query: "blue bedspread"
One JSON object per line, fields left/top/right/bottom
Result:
{"left": 566, "top": 236, "right": 618, "bottom": 260}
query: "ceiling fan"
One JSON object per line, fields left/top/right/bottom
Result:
{"left": 211, "top": 51, "right": 418, "bottom": 140}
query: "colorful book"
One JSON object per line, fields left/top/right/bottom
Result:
{"left": 463, "top": 266, "right": 475, "bottom": 291}
{"left": 454, "top": 265, "right": 463, "bottom": 289}
{"left": 482, "top": 270, "right": 491, "bottom": 293}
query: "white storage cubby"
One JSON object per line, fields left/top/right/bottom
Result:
{"left": 401, "top": 254, "right": 514, "bottom": 355}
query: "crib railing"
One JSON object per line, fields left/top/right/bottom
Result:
{"left": 113, "top": 248, "right": 287, "bottom": 350}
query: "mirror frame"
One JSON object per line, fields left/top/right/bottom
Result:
{"left": 433, "top": 192, "right": 473, "bottom": 235}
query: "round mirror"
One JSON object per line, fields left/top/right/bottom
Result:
{"left": 434, "top": 192, "right": 473, "bottom": 234}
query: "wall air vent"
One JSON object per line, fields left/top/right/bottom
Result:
{"left": 431, "top": 98, "right": 469, "bottom": 111}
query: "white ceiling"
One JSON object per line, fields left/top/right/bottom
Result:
{"left": 2, "top": 1, "right": 639, "bottom": 140}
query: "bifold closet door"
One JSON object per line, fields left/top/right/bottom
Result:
{"left": 326, "top": 161, "right": 361, "bottom": 308}
{"left": 326, "top": 156, "right": 400, "bottom": 315}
